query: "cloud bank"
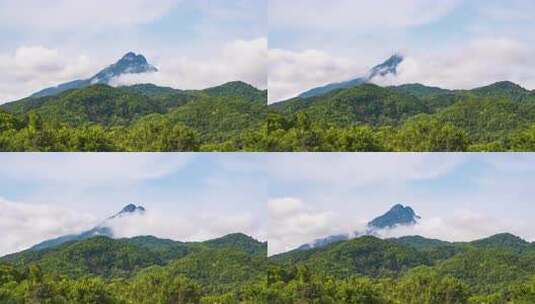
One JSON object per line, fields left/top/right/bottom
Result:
{"left": 111, "top": 38, "right": 267, "bottom": 90}
{"left": 0, "top": 38, "right": 266, "bottom": 103}
{"left": 0, "top": 198, "right": 97, "bottom": 256}
{"left": 268, "top": 48, "right": 364, "bottom": 102}
{"left": 267, "top": 198, "right": 346, "bottom": 255}
{"left": 107, "top": 209, "right": 261, "bottom": 243}
{"left": 0, "top": 46, "right": 95, "bottom": 102}
{"left": 267, "top": 197, "right": 535, "bottom": 256}
{"left": 269, "top": 37, "right": 535, "bottom": 102}
{"left": 374, "top": 38, "right": 535, "bottom": 90}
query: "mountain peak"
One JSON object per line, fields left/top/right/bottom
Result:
{"left": 297, "top": 53, "right": 404, "bottom": 99}
{"left": 29, "top": 203, "right": 146, "bottom": 251}
{"left": 117, "top": 204, "right": 145, "bottom": 216}
{"left": 91, "top": 52, "right": 157, "bottom": 84}
{"left": 368, "top": 54, "right": 404, "bottom": 79}
{"left": 368, "top": 204, "right": 420, "bottom": 230}
{"left": 118, "top": 52, "right": 149, "bottom": 65}
{"left": 29, "top": 52, "right": 158, "bottom": 98}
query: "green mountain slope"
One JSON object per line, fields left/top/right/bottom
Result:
{"left": 2, "top": 80, "right": 535, "bottom": 151}
{"left": 203, "top": 81, "right": 267, "bottom": 103}
{"left": 0, "top": 81, "right": 267, "bottom": 130}
{"left": 0, "top": 233, "right": 267, "bottom": 303}
{"left": 389, "top": 235, "right": 451, "bottom": 250}
{"left": 272, "top": 236, "right": 429, "bottom": 278}
{"left": 271, "top": 84, "right": 429, "bottom": 126}
{"left": 1, "top": 233, "right": 267, "bottom": 280}
{"left": 390, "top": 83, "right": 452, "bottom": 99}
{"left": 268, "top": 233, "right": 535, "bottom": 303}
{"left": 1, "top": 85, "right": 174, "bottom": 126}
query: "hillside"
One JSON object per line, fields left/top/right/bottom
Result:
{"left": 272, "top": 83, "right": 429, "bottom": 126}
{"left": 2, "top": 232, "right": 266, "bottom": 279}
{"left": 3, "top": 232, "right": 535, "bottom": 303}
{"left": 268, "top": 233, "right": 535, "bottom": 303}
{"left": 2, "top": 78, "right": 535, "bottom": 151}
{"left": 272, "top": 236, "right": 430, "bottom": 278}
{"left": 0, "top": 232, "right": 267, "bottom": 303}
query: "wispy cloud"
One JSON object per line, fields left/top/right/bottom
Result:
{"left": 0, "top": 153, "right": 194, "bottom": 187}
{"left": 0, "top": 0, "right": 180, "bottom": 31}
{"left": 264, "top": 154, "right": 466, "bottom": 188}
{"left": 269, "top": 0, "right": 461, "bottom": 31}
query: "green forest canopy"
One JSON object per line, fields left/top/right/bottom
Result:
{"left": 3, "top": 232, "right": 535, "bottom": 303}
{"left": 1, "top": 80, "right": 535, "bottom": 151}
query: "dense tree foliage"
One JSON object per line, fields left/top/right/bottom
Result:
{"left": 0, "top": 234, "right": 267, "bottom": 303}
{"left": 1, "top": 81, "right": 535, "bottom": 151}
{"left": 3, "top": 232, "right": 535, "bottom": 302}
{"left": 266, "top": 234, "right": 535, "bottom": 303}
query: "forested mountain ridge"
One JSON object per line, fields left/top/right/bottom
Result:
{"left": 1, "top": 80, "right": 266, "bottom": 127}
{"left": 267, "top": 233, "right": 535, "bottom": 303}
{"left": 1, "top": 232, "right": 267, "bottom": 276}
{"left": 2, "top": 77, "right": 535, "bottom": 151}
{"left": 3, "top": 229, "right": 535, "bottom": 302}
{"left": 0, "top": 232, "right": 268, "bottom": 303}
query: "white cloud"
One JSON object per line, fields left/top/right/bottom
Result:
{"left": 0, "top": 46, "right": 95, "bottom": 102}
{"left": 267, "top": 197, "right": 304, "bottom": 218}
{"left": 269, "top": 0, "right": 461, "bottom": 31}
{"left": 0, "top": 153, "right": 193, "bottom": 187}
{"left": 0, "top": 0, "right": 180, "bottom": 31}
{"left": 376, "top": 209, "right": 535, "bottom": 243}
{"left": 267, "top": 197, "right": 348, "bottom": 255}
{"left": 107, "top": 210, "right": 260, "bottom": 243}
{"left": 373, "top": 38, "right": 535, "bottom": 90}
{"left": 270, "top": 37, "right": 535, "bottom": 103}
{"left": 0, "top": 197, "right": 97, "bottom": 256}
{"left": 111, "top": 38, "right": 267, "bottom": 90}
{"left": 268, "top": 48, "right": 364, "bottom": 102}
{"left": 0, "top": 197, "right": 264, "bottom": 257}
{"left": 0, "top": 39, "right": 267, "bottom": 103}
{"left": 267, "top": 198, "right": 535, "bottom": 256}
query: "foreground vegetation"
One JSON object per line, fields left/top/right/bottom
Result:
{"left": 1, "top": 81, "right": 535, "bottom": 151}
{"left": 3, "top": 232, "right": 535, "bottom": 303}
{"left": 268, "top": 234, "right": 535, "bottom": 303}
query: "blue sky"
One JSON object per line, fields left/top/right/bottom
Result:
{"left": 269, "top": 0, "right": 535, "bottom": 102}
{"left": 0, "top": 0, "right": 267, "bottom": 103}
{"left": 2, "top": 153, "right": 535, "bottom": 255}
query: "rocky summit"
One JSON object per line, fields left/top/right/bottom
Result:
{"left": 368, "top": 204, "right": 420, "bottom": 230}
{"left": 298, "top": 54, "right": 404, "bottom": 99}
{"left": 30, "top": 52, "right": 157, "bottom": 98}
